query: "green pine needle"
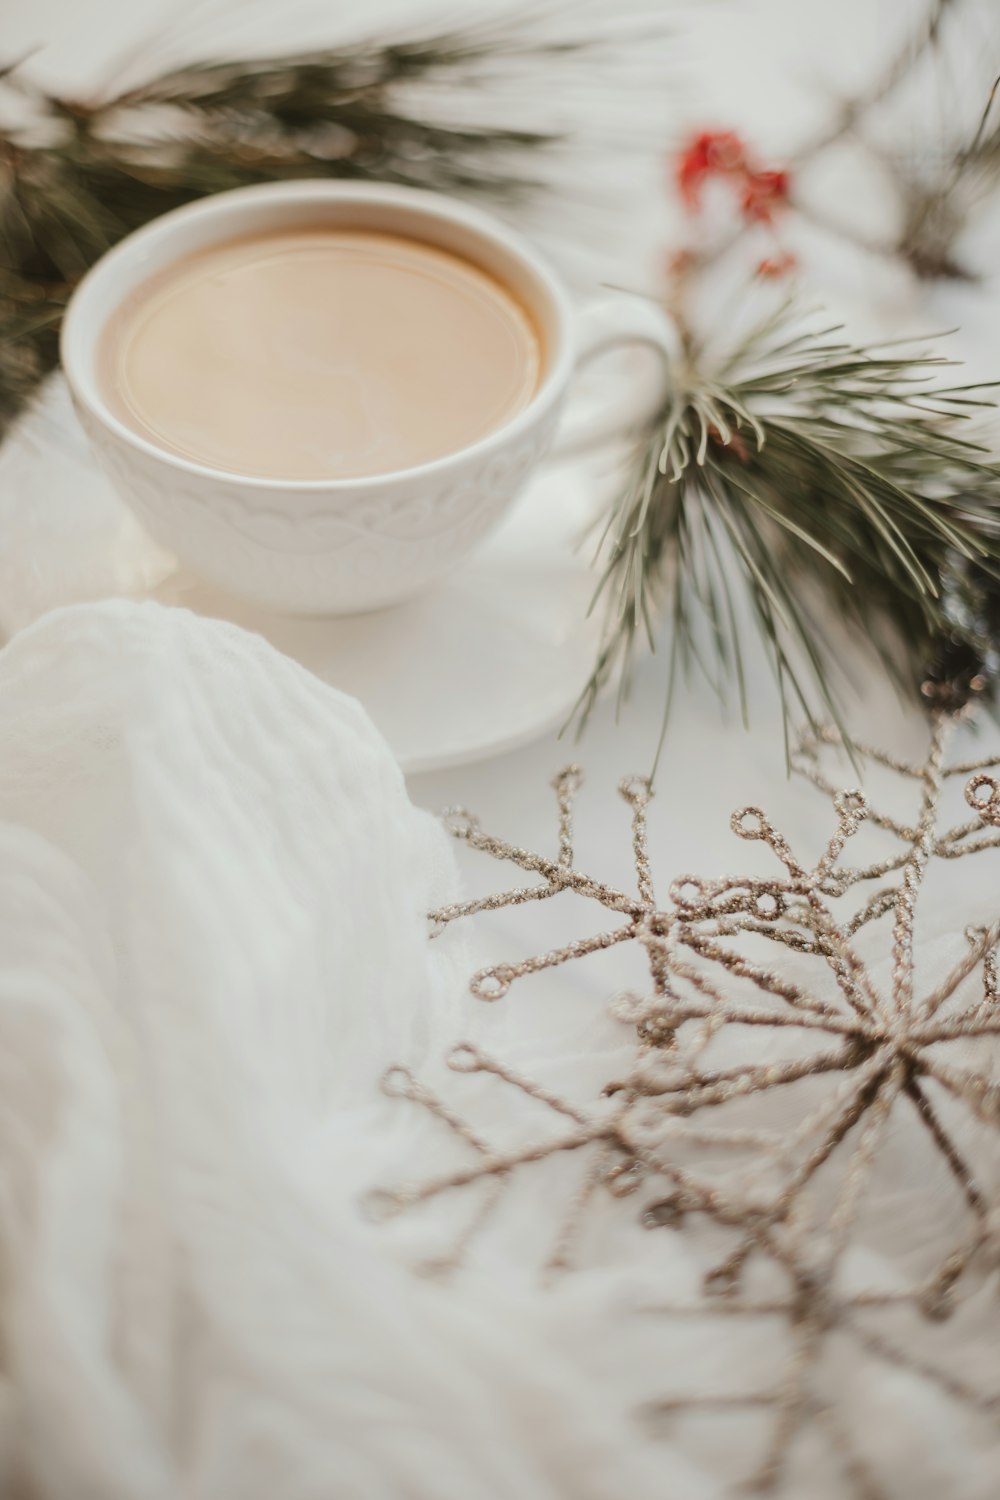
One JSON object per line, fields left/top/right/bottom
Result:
{"left": 572, "top": 301, "right": 1000, "bottom": 772}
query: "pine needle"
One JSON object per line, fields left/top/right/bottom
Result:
{"left": 570, "top": 302, "right": 1000, "bottom": 770}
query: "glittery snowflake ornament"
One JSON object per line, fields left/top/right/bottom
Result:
{"left": 371, "top": 714, "right": 1000, "bottom": 1497}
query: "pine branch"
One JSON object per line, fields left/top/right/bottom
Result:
{"left": 572, "top": 303, "right": 1000, "bottom": 769}
{"left": 891, "top": 74, "right": 1000, "bottom": 281}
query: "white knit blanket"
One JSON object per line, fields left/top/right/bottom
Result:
{"left": 0, "top": 601, "right": 713, "bottom": 1500}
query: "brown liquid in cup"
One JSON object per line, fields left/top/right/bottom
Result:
{"left": 98, "top": 228, "right": 543, "bottom": 481}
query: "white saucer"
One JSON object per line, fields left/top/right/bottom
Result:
{"left": 0, "top": 380, "right": 608, "bottom": 774}
{"left": 153, "top": 461, "right": 603, "bottom": 773}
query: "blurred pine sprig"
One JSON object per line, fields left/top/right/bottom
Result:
{"left": 895, "top": 75, "right": 1000, "bottom": 280}
{"left": 574, "top": 302, "right": 1000, "bottom": 765}
{"left": 0, "top": 28, "right": 573, "bottom": 439}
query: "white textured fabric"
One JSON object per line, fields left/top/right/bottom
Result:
{"left": 0, "top": 601, "right": 706, "bottom": 1500}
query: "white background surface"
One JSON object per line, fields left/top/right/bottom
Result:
{"left": 4, "top": 4, "right": 1000, "bottom": 1497}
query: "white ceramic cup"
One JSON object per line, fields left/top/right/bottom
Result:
{"left": 62, "top": 180, "right": 675, "bottom": 614}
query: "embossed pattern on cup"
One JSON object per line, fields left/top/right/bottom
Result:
{"left": 75, "top": 397, "right": 558, "bottom": 612}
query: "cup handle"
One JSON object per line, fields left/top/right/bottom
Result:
{"left": 550, "top": 294, "right": 678, "bottom": 459}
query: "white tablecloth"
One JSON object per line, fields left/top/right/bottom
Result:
{"left": 3, "top": 3, "right": 1000, "bottom": 1497}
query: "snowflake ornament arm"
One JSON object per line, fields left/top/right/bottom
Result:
{"left": 371, "top": 715, "right": 1000, "bottom": 1496}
